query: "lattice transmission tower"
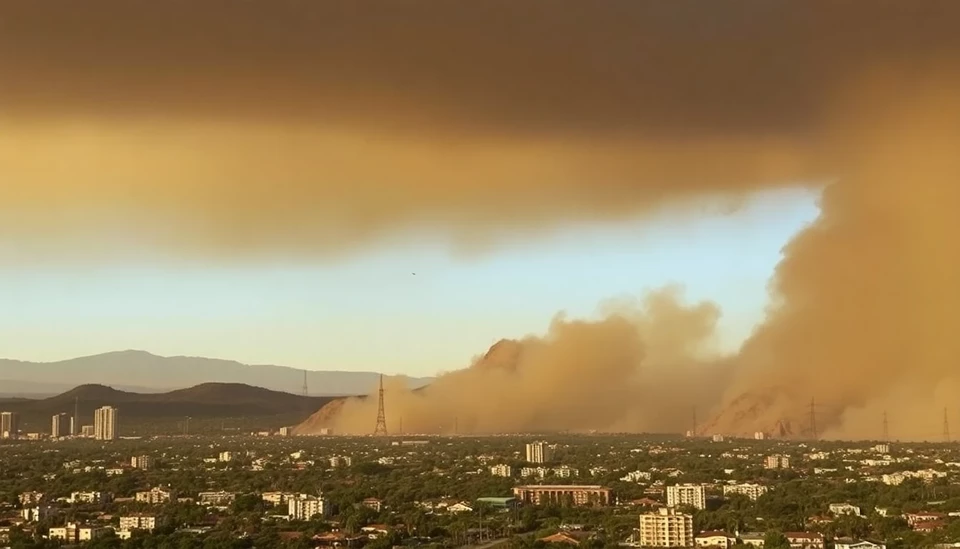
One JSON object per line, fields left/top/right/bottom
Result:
{"left": 374, "top": 374, "right": 388, "bottom": 436}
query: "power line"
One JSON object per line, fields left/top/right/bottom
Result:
{"left": 882, "top": 410, "right": 889, "bottom": 442}
{"left": 374, "top": 374, "right": 388, "bottom": 436}
{"left": 944, "top": 408, "right": 951, "bottom": 443}
{"left": 809, "top": 397, "right": 818, "bottom": 441}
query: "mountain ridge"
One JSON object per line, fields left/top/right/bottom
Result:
{"left": 0, "top": 381, "right": 341, "bottom": 432}
{"left": 0, "top": 350, "right": 433, "bottom": 397}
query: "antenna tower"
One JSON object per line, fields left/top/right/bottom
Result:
{"left": 944, "top": 408, "right": 951, "bottom": 443}
{"left": 809, "top": 397, "right": 818, "bottom": 441}
{"left": 374, "top": 374, "right": 388, "bottom": 436}
{"left": 882, "top": 411, "right": 889, "bottom": 442}
{"left": 691, "top": 406, "right": 697, "bottom": 437}
{"left": 302, "top": 370, "right": 309, "bottom": 397}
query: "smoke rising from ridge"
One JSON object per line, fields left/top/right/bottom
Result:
{"left": 4, "top": 1, "right": 960, "bottom": 439}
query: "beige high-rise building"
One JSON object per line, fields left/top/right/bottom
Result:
{"left": 1, "top": 411, "right": 20, "bottom": 439}
{"left": 666, "top": 484, "right": 707, "bottom": 510}
{"left": 639, "top": 507, "right": 694, "bottom": 547}
{"left": 525, "top": 441, "right": 553, "bottom": 464}
{"left": 94, "top": 406, "right": 118, "bottom": 441}
{"left": 52, "top": 413, "right": 70, "bottom": 438}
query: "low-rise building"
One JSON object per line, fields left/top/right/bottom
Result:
{"left": 829, "top": 503, "right": 862, "bottom": 516}
{"left": 553, "top": 465, "right": 579, "bottom": 478}
{"left": 512, "top": 485, "right": 612, "bottom": 507}
{"left": 135, "top": 487, "right": 175, "bottom": 505}
{"left": 521, "top": 466, "right": 548, "bottom": 479}
{"left": 362, "top": 497, "right": 383, "bottom": 512}
{"left": 198, "top": 491, "right": 236, "bottom": 506}
{"left": 131, "top": 455, "right": 155, "bottom": 470}
{"left": 329, "top": 455, "right": 352, "bottom": 467}
{"left": 22, "top": 505, "right": 54, "bottom": 522}
{"left": 834, "top": 540, "right": 886, "bottom": 549}
{"left": 262, "top": 492, "right": 297, "bottom": 506}
{"left": 765, "top": 455, "right": 790, "bottom": 469}
{"left": 70, "top": 491, "right": 111, "bottom": 504}
{"left": 785, "top": 532, "right": 825, "bottom": 549}
{"left": 48, "top": 523, "right": 109, "bottom": 543}
{"left": 490, "top": 464, "right": 512, "bottom": 477}
{"left": 18, "top": 492, "right": 44, "bottom": 506}
{"left": 695, "top": 531, "right": 734, "bottom": 548}
{"left": 119, "top": 515, "right": 157, "bottom": 532}
{"left": 722, "top": 483, "right": 768, "bottom": 501}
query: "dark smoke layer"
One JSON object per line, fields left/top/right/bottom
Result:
{"left": 3, "top": 1, "right": 960, "bottom": 440}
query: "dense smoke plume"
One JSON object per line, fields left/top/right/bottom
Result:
{"left": 307, "top": 287, "right": 733, "bottom": 435}
{"left": 4, "top": 1, "right": 960, "bottom": 439}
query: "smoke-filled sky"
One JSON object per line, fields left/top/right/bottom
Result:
{"left": 5, "top": 1, "right": 960, "bottom": 440}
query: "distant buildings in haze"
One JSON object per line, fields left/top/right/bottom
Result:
{"left": 52, "top": 413, "right": 69, "bottom": 438}
{"left": 1, "top": 411, "right": 20, "bottom": 439}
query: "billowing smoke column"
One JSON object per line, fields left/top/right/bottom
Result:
{"left": 306, "top": 287, "right": 734, "bottom": 435}
{"left": 4, "top": 1, "right": 960, "bottom": 439}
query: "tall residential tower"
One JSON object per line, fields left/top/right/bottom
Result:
{"left": 94, "top": 406, "right": 118, "bottom": 441}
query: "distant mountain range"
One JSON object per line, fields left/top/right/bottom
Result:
{"left": 0, "top": 350, "right": 433, "bottom": 398}
{"left": 0, "top": 382, "right": 340, "bottom": 433}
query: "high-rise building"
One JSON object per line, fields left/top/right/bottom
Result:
{"left": 525, "top": 441, "right": 553, "bottom": 464}
{"left": 639, "top": 507, "right": 694, "bottom": 547}
{"left": 94, "top": 406, "right": 118, "bottom": 441}
{"left": 1, "top": 412, "right": 20, "bottom": 439}
{"left": 666, "top": 484, "right": 707, "bottom": 510}
{"left": 52, "top": 413, "right": 70, "bottom": 438}
{"left": 288, "top": 494, "right": 328, "bottom": 520}
{"left": 70, "top": 416, "right": 76, "bottom": 436}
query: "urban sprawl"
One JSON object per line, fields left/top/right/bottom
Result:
{"left": 3, "top": 410, "right": 960, "bottom": 549}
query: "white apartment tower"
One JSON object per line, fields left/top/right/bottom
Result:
{"left": 639, "top": 507, "right": 694, "bottom": 547}
{"left": 666, "top": 484, "right": 707, "bottom": 510}
{"left": 52, "top": 413, "right": 70, "bottom": 438}
{"left": 525, "top": 441, "right": 553, "bottom": 464}
{"left": 288, "top": 495, "right": 327, "bottom": 520}
{"left": 94, "top": 406, "right": 118, "bottom": 441}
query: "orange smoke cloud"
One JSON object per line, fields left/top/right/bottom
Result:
{"left": 4, "top": 1, "right": 960, "bottom": 440}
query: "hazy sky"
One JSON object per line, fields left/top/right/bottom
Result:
{"left": 2, "top": 187, "right": 817, "bottom": 376}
